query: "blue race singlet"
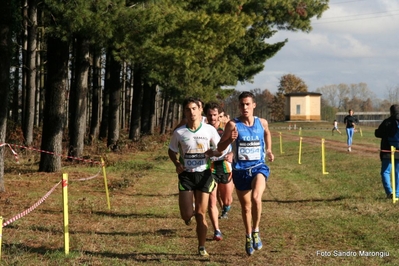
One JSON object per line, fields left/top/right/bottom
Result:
{"left": 233, "top": 117, "right": 265, "bottom": 170}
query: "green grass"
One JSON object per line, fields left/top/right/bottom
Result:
{"left": 1, "top": 123, "right": 399, "bottom": 265}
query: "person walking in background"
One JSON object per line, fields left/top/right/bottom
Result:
{"left": 204, "top": 102, "right": 234, "bottom": 242}
{"left": 332, "top": 119, "right": 341, "bottom": 135}
{"left": 217, "top": 91, "right": 274, "bottom": 256}
{"left": 168, "top": 97, "right": 222, "bottom": 256}
{"left": 344, "top": 109, "right": 358, "bottom": 152}
{"left": 375, "top": 104, "right": 399, "bottom": 199}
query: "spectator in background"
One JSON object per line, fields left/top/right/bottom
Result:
{"left": 375, "top": 104, "right": 399, "bottom": 199}
{"left": 344, "top": 109, "right": 358, "bottom": 152}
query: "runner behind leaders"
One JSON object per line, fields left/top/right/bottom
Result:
{"left": 168, "top": 97, "right": 222, "bottom": 257}
{"left": 375, "top": 104, "right": 399, "bottom": 199}
{"left": 217, "top": 91, "right": 274, "bottom": 256}
{"left": 204, "top": 102, "right": 234, "bottom": 241}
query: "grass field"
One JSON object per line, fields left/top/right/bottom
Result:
{"left": 1, "top": 122, "right": 399, "bottom": 265}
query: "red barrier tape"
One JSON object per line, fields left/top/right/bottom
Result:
{"left": 380, "top": 149, "right": 399, "bottom": 153}
{"left": 2, "top": 181, "right": 62, "bottom": 227}
{"left": 0, "top": 143, "right": 103, "bottom": 166}
{"left": 0, "top": 143, "right": 19, "bottom": 163}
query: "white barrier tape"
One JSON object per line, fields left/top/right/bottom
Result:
{"left": 73, "top": 167, "right": 102, "bottom": 181}
{"left": 0, "top": 143, "right": 19, "bottom": 163}
{"left": 2, "top": 181, "right": 61, "bottom": 228}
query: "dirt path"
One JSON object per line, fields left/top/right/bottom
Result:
{"left": 273, "top": 131, "right": 380, "bottom": 158}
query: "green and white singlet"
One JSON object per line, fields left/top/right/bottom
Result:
{"left": 169, "top": 123, "right": 221, "bottom": 172}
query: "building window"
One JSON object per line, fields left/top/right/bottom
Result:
{"left": 296, "top": 104, "right": 301, "bottom": 114}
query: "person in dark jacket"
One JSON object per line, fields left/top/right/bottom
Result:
{"left": 375, "top": 104, "right": 399, "bottom": 199}
{"left": 344, "top": 109, "right": 358, "bottom": 152}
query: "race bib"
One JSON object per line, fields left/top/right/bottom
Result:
{"left": 184, "top": 153, "right": 206, "bottom": 168}
{"left": 238, "top": 140, "right": 261, "bottom": 160}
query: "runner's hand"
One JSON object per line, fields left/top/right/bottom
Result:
{"left": 231, "top": 126, "right": 238, "bottom": 141}
{"left": 175, "top": 162, "right": 184, "bottom": 174}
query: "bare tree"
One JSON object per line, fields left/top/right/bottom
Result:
{"left": 385, "top": 85, "right": 399, "bottom": 105}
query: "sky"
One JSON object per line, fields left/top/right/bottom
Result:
{"left": 234, "top": 0, "right": 399, "bottom": 100}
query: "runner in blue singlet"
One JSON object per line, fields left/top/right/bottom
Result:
{"left": 217, "top": 91, "right": 274, "bottom": 256}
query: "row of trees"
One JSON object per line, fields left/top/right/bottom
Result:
{"left": 0, "top": 0, "right": 329, "bottom": 191}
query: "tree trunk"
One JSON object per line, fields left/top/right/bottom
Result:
{"left": 120, "top": 62, "right": 126, "bottom": 129}
{"left": 39, "top": 35, "right": 69, "bottom": 172}
{"left": 89, "top": 46, "right": 101, "bottom": 143}
{"left": 38, "top": 14, "right": 44, "bottom": 126}
{"left": 129, "top": 64, "right": 142, "bottom": 141}
{"left": 12, "top": 43, "right": 20, "bottom": 122}
{"left": 160, "top": 94, "right": 170, "bottom": 135}
{"left": 99, "top": 49, "right": 111, "bottom": 140}
{"left": 22, "top": 0, "right": 37, "bottom": 146}
{"left": 0, "top": 1, "right": 12, "bottom": 192}
{"left": 107, "top": 54, "right": 121, "bottom": 149}
{"left": 68, "top": 36, "right": 90, "bottom": 158}
{"left": 141, "top": 81, "right": 156, "bottom": 135}
{"left": 21, "top": 0, "right": 28, "bottom": 126}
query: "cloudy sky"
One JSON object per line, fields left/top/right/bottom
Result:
{"left": 235, "top": 0, "right": 399, "bottom": 99}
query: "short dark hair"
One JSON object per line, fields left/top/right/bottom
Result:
{"left": 390, "top": 104, "right": 399, "bottom": 117}
{"left": 239, "top": 91, "right": 255, "bottom": 101}
{"left": 183, "top": 97, "right": 201, "bottom": 109}
{"left": 204, "top": 102, "right": 221, "bottom": 114}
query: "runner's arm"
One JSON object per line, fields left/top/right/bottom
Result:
{"left": 168, "top": 148, "right": 184, "bottom": 174}
{"left": 217, "top": 120, "right": 236, "bottom": 152}
{"left": 261, "top": 118, "right": 274, "bottom": 162}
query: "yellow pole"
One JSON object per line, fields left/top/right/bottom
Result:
{"left": 62, "top": 173, "right": 69, "bottom": 255}
{"left": 322, "top": 138, "right": 329, "bottom": 175}
{"left": 0, "top": 216, "right": 3, "bottom": 261}
{"left": 101, "top": 158, "right": 111, "bottom": 210}
{"left": 279, "top": 132, "right": 284, "bottom": 154}
{"left": 391, "top": 146, "right": 397, "bottom": 203}
{"left": 298, "top": 137, "right": 302, "bottom": 164}
{"left": 359, "top": 128, "right": 363, "bottom": 137}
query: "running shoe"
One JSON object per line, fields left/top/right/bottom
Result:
{"left": 252, "top": 231, "right": 263, "bottom": 250}
{"left": 245, "top": 236, "right": 254, "bottom": 256}
{"left": 213, "top": 230, "right": 223, "bottom": 241}
{"left": 198, "top": 246, "right": 209, "bottom": 257}
{"left": 219, "top": 211, "right": 228, "bottom": 219}
{"left": 348, "top": 147, "right": 351, "bottom": 152}
{"left": 219, "top": 205, "right": 230, "bottom": 219}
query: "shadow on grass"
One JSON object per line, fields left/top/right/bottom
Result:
{"left": 2, "top": 242, "right": 57, "bottom": 255}
{"left": 263, "top": 196, "right": 346, "bottom": 204}
{"left": 71, "top": 228, "right": 183, "bottom": 237}
{"left": 93, "top": 211, "right": 172, "bottom": 219}
{"left": 124, "top": 192, "right": 179, "bottom": 197}
{"left": 1, "top": 243, "right": 218, "bottom": 264}
{"left": 82, "top": 250, "right": 235, "bottom": 264}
